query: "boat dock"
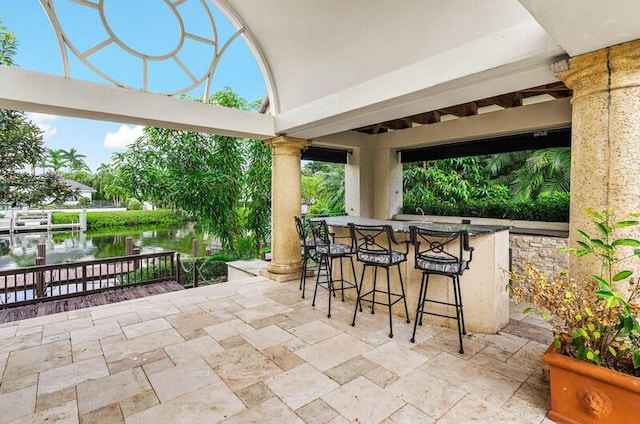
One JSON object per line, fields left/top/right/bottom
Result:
{"left": 0, "top": 210, "right": 85, "bottom": 234}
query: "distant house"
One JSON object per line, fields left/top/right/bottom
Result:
{"left": 63, "top": 179, "right": 97, "bottom": 204}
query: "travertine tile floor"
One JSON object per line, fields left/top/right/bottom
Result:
{"left": 0, "top": 275, "right": 556, "bottom": 423}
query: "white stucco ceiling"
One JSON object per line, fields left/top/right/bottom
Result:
{"left": 220, "top": 0, "right": 565, "bottom": 138}
{"left": 217, "top": 0, "right": 640, "bottom": 139}
{"left": 224, "top": 0, "right": 534, "bottom": 113}
{"left": 518, "top": 0, "right": 640, "bottom": 56}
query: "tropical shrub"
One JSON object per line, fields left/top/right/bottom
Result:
{"left": 127, "top": 198, "right": 143, "bottom": 210}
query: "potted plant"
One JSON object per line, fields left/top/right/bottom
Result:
{"left": 509, "top": 209, "right": 640, "bottom": 424}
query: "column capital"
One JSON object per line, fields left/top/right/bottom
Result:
{"left": 264, "top": 135, "right": 311, "bottom": 155}
{"left": 556, "top": 39, "right": 640, "bottom": 101}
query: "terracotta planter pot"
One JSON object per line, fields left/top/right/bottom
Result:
{"left": 542, "top": 344, "right": 640, "bottom": 424}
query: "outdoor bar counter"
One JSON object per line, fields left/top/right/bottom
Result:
{"left": 320, "top": 216, "right": 511, "bottom": 334}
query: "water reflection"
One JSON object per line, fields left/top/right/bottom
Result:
{"left": 0, "top": 223, "right": 220, "bottom": 271}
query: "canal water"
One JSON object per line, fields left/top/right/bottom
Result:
{"left": 0, "top": 223, "right": 221, "bottom": 271}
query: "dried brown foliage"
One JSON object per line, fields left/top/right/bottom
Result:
{"left": 509, "top": 208, "right": 640, "bottom": 375}
{"left": 510, "top": 264, "right": 621, "bottom": 351}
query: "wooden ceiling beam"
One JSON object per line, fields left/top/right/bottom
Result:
{"left": 353, "top": 124, "right": 374, "bottom": 132}
{"left": 409, "top": 110, "right": 441, "bottom": 124}
{"left": 353, "top": 82, "right": 571, "bottom": 134}
{"left": 494, "top": 92, "right": 523, "bottom": 108}
{"left": 544, "top": 90, "right": 572, "bottom": 99}
{"left": 438, "top": 102, "right": 478, "bottom": 117}
{"left": 521, "top": 82, "right": 571, "bottom": 99}
{"left": 382, "top": 119, "right": 412, "bottom": 130}
{"left": 353, "top": 123, "right": 384, "bottom": 134}
{"left": 425, "top": 110, "right": 441, "bottom": 124}
{"left": 400, "top": 118, "right": 414, "bottom": 128}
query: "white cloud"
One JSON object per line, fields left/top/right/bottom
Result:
{"left": 103, "top": 125, "right": 144, "bottom": 149}
{"left": 26, "top": 112, "right": 58, "bottom": 141}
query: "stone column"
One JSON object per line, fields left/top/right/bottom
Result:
{"left": 556, "top": 40, "right": 640, "bottom": 282}
{"left": 262, "top": 136, "right": 311, "bottom": 281}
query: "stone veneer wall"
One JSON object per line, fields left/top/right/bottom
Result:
{"left": 509, "top": 234, "right": 569, "bottom": 277}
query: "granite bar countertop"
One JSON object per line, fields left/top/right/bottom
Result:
{"left": 315, "top": 216, "right": 510, "bottom": 236}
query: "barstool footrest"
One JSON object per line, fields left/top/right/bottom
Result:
{"left": 358, "top": 289, "right": 406, "bottom": 308}
{"left": 419, "top": 310, "right": 461, "bottom": 321}
{"left": 421, "top": 298, "right": 462, "bottom": 308}
{"left": 315, "top": 280, "right": 358, "bottom": 292}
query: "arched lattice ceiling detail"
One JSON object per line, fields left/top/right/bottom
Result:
{"left": 38, "top": 0, "right": 272, "bottom": 105}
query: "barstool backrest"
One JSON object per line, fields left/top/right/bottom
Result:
{"left": 308, "top": 219, "right": 331, "bottom": 248}
{"left": 409, "top": 226, "right": 474, "bottom": 275}
{"left": 348, "top": 223, "right": 392, "bottom": 253}
{"left": 348, "top": 223, "right": 407, "bottom": 265}
{"left": 294, "top": 216, "right": 313, "bottom": 247}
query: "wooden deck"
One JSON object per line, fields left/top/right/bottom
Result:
{"left": 0, "top": 280, "right": 184, "bottom": 324}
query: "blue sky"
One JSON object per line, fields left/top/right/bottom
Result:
{"left": 0, "top": 0, "right": 266, "bottom": 171}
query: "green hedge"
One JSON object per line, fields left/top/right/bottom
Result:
{"left": 404, "top": 192, "right": 569, "bottom": 222}
{"left": 52, "top": 210, "right": 185, "bottom": 229}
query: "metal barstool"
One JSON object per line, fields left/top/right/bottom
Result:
{"left": 294, "top": 216, "right": 318, "bottom": 299}
{"left": 309, "top": 219, "right": 358, "bottom": 318}
{"left": 409, "top": 226, "right": 474, "bottom": 353}
{"left": 349, "top": 223, "right": 410, "bottom": 338}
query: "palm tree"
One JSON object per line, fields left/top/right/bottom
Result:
{"left": 46, "top": 149, "right": 67, "bottom": 174}
{"left": 510, "top": 148, "right": 571, "bottom": 200}
{"left": 102, "top": 181, "right": 127, "bottom": 206}
{"left": 483, "top": 151, "right": 527, "bottom": 185}
{"left": 318, "top": 163, "right": 346, "bottom": 214}
{"left": 483, "top": 148, "right": 570, "bottom": 200}
{"left": 61, "top": 148, "right": 90, "bottom": 172}
{"left": 96, "top": 163, "right": 111, "bottom": 174}
{"left": 94, "top": 162, "right": 123, "bottom": 203}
